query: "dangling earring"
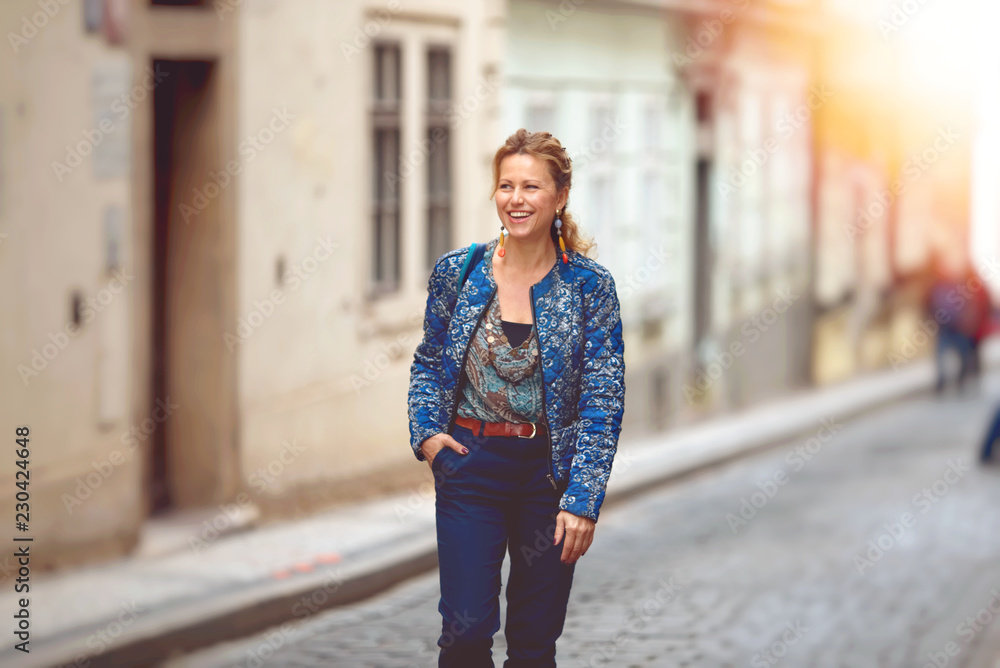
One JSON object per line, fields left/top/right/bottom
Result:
{"left": 555, "top": 209, "right": 568, "bottom": 264}
{"left": 498, "top": 225, "right": 506, "bottom": 258}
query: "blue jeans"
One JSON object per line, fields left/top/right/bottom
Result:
{"left": 433, "top": 423, "right": 576, "bottom": 667}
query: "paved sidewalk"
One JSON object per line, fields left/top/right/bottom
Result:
{"left": 15, "top": 347, "right": 990, "bottom": 668}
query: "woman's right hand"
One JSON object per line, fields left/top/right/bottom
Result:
{"left": 420, "top": 433, "right": 468, "bottom": 468}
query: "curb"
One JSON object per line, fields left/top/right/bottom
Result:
{"left": 27, "top": 536, "right": 438, "bottom": 668}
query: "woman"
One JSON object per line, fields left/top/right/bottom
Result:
{"left": 408, "top": 128, "right": 626, "bottom": 667}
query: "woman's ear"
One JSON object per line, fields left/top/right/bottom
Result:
{"left": 557, "top": 188, "right": 569, "bottom": 212}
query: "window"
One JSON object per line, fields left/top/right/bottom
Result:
{"left": 591, "top": 103, "right": 615, "bottom": 153}
{"left": 372, "top": 44, "right": 402, "bottom": 294}
{"left": 644, "top": 103, "right": 662, "bottom": 155}
{"left": 590, "top": 174, "right": 614, "bottom": 268}
{"left": 367, "top": 28, "right": 458, "bottom": 304}
{"left": 589, "top": 101, "right": 617, "bottom": 270}
{"left": 426, "top": 47, "right": 452, "bottom": 270}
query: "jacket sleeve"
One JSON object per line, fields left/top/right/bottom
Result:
{"left": 559, "top": 269, "right": 626, "bottom": 522}
{"left": 407, "top": 254, "right": 459, "bottom": 461}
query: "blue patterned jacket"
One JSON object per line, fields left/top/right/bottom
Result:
{"left": 407, "top": 236, "right": 625, "bottom": 522}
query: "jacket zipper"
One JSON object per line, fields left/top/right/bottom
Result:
{"left": 445, "top": 286, "right": 497, "bottom": 435}
{"left": 530, "top": 284, "right": 559, "bottom": 491}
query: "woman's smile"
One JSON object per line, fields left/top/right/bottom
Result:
{"left": 507, "top": 210, "right": 534, "bottom": 224}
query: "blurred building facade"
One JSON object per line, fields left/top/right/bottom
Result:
{"left": 501, "top": 0, "right": 820, "bottom": 429}
{"left": 810, "top": 0, "right": 979, "bottom": 384}
{"left": 0, "top": 0, "right": 977, "bottom": 571}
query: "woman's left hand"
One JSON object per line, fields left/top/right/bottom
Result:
{"left": 553, "top": 510, "right": 595, "bottom": 565}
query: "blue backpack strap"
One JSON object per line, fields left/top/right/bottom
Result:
{"left": 458, "top": 242, "right": 487, "bottom": 291}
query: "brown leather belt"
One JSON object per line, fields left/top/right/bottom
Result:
{"left": 455, "top": 416, "right": 546, "bottom": 439}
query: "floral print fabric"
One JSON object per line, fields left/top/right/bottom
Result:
{"left": 456, "top": 296, "right": 544, "bottom": 424}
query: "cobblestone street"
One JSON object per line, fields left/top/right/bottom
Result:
{"left": 170, "top": 382, "right": 1000, "bottom": 668}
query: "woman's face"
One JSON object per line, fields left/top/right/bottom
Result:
{"left": 494, "top": 153, "right": 568, "bottom": 245}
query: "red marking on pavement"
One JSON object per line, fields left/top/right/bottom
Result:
{"left": 272, "top": 570, "right": 291, "bottom": 579}
{"left": 315, "top": 553, "right": 341, "bottom": 564}
{"left": 293, "top": 562, "right": 314, "bottom": 573}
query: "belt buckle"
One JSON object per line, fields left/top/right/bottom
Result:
{"left": 517, "top": 422, "right": 537, "bottom": 439}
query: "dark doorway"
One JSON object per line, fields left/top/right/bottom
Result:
{"left": 151, "top": 59, "right": 234, "bottom": 515}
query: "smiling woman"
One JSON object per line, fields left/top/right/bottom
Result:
{"left": 408, "top": 128, "right": 626, "bottom": 666}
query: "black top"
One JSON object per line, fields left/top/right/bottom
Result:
{"left": 500, "top": 320, "right": 532, "bottom": 348}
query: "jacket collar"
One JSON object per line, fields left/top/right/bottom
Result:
{"left": 481, "top": 235, "right": 570, "bottom": 296}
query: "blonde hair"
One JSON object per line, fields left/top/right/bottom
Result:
{"left": 489, "top": 128, "right": 596, "bottom": 258}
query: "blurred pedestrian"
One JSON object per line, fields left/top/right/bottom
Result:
{"left": 925, "top": 256, "right": 975, "bottom": 394}
{"left": 963, "top": 264, "right": 993, "bottom": 382}
{"left": 408, "top": 129, "right": 626, "bottom": 667}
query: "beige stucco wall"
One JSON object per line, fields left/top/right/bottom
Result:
{"left": 0, "top": 0, "right": 139, "bottom": 569}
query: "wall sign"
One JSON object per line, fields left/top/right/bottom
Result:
{"left": 91, "top": 59, "right": 132, "bottom": 180}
